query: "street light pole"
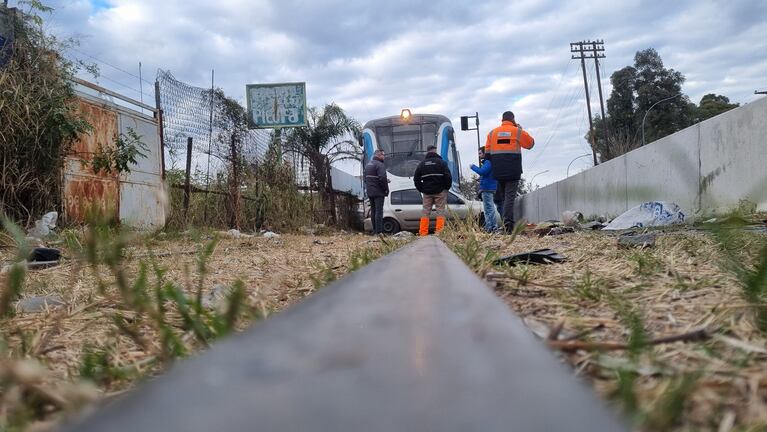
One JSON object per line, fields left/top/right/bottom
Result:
{"left": 567, "top": 154, "right": 592, "bottom": 177}
{"left": 642, "top": 94, "right": 682, "bottom": 147}
{"left": 529, "top": 170, "right": 549, "bottom": 189}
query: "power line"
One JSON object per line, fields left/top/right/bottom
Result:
{"left": 66, "top": 45, "right": 153, "bottom": 85}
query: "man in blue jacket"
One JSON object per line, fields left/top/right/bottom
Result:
{"left": 470, "top": 146, "right": 498, "bottom": 232}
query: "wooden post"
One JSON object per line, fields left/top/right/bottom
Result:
{"left": 229, "top": 134, "right": 241, "bottom": 229}
{"left": 184, "top": 137, "right": 193, "bottom": 221}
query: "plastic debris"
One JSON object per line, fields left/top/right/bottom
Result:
{"left": 582, "top": 221, "right": 606, "bottom": 230}
{"left": 603, "top": 202, "right": 685, "bottom": 231}
{"left": 494, "top": 249, "right": 566, "bottom": 266}
{"left": 29, "top": 247, "right": 61, "bottom": 262}
{"left": 263, "top": 231, "right": 280, "bottom": 238}
{"left": 228, "top": 229, "right": 241, "bottom": 239}
{"left": 392, "top": 231, "right": 415, "bottom": 238}
{"left": 16, "top": 295, "right": 66, "bottom": 313}
{"left": 27, "top": 211, "right": 58, "bottom": 239}
{"left": 618, "top": 232, "right": 657, "bottom": 248}
{"left": 561, "top": 211, "right": 584, "bottom": 227}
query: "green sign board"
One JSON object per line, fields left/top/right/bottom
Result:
{"left": 246, "top": 82, "right": 307, "bottom": 129}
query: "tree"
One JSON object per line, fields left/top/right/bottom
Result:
{"left": 0, "top": 2, "right": 91, "bottom": 223}
{"left": 695, "top": 93, "right": 739, "bottom": 122}
{"left": 591, "top": 48, "right": 732, "bottom": 162}
{"left": 282, "top": 104, "right": 361, "bottom": 224}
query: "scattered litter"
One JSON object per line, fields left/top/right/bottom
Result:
{"left": 313, "top": 239, "right": 334, "bottom": 245}
{"left": 262, "top": 231, "right": 280, "bottom": 239}
{"left": 618, "top": 232, "right": 657, "bottom": 249}
{"left": 29, "top": 247, "right": 61, "bottom": 262}
{"left": 15, "top": 295, "right": 66, "bottom": 313}
{"left": 27, "top": 211, "right": 58, "bottom": 239}
{"left": 547, "top": 227, "right": 575, "bottom": 236}
{"left": 561, "top": 211, "right": 584, "bottom": 227}
{"left": 582, "top": 221, "right": 606, "bottom": 230}
{"left": 228, "top": 229, "right": 241, "bottom": 239}
{"left": 533, "top": 222, "right": 559, "bottom": 236}
{"left": 392, "top": 231, "right": 414, "bottom": 238}
{"left": 603, "top": 202, "right": 685, "bottom": 230}
{"left": 596, "top": 215, "right": 609, "bottom": 223}
{"left": 494, "top": 248, "right": 566, "bottom": 266}
{"left": 1, "top": 260, "right": 59, "bottom": 273}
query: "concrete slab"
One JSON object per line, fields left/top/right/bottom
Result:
{"left": 625, "top": 124, "right": 700, "bottom": 216}
{"left": 699, "top": 97, "right": 767, "bottom": 213}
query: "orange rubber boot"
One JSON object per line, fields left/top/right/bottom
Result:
{"left": 418, "top": 217, "right": 429, "bottom": 236}
{"left": 435, "top": 216, "right": 446, "bottom": 233}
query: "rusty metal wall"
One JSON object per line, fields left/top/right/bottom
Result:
{"left": 63, "top": 98, "right": 121, "bottom": 224}
{"left": 63, "top": 90, "right": 165, "bottom": 228}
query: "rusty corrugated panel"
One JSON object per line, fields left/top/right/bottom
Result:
{"left": 63, "top": 99, "right": 120, "bottom": 224}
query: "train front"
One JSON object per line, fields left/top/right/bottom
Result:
{"left": 361, "top": 112, "right": 461, "bottom": 189}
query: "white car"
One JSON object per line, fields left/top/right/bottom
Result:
{"left": 363, "top": 184, "right": 493, "bottom": 234}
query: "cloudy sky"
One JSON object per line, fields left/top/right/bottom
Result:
{"left": 19, "top": 0, "right": 767, "bottom": 186}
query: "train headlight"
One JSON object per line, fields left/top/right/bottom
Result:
{"left": 400, "top": 109, "right": 412, "bottom": 122}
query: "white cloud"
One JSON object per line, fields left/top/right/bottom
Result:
{"left": 17, "top": 0, "right": 767, "bottom": 188}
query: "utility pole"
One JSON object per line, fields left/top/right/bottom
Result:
{"left": 571, "top": 40, "right": 606, "bottom": 166}
{"left": 591, "top": 42, "right": 609, "bottom": 150}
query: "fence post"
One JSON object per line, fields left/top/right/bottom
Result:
{"left": 184, "top": 137, "right": 193, "bottom": 221}
{"left": 154, "top": 81, "right": 166, "bottom": 180}
{"left": 326, "top": 159, "right": 337, "bottom": 225}
{"left": 229, "top": 134, "right": 240, "bottom": 229}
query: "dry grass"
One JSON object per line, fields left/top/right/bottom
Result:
{"left": 443, "top": 220, "right": 767, "bottom": 432}
{"left": 0, "top": 229, "right": 379, "bottom": 430}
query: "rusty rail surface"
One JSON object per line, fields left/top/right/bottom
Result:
{"left": 60, "top": 237, "right": 625, "bottom": 432}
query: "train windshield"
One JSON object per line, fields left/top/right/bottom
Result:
{"left": 375, "top": 122, "right": 437, "bottom": 177}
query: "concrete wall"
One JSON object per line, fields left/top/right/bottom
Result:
{"left": 517, "top": 96, "right": 767, "bottom": 222}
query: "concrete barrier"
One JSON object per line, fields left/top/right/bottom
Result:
{"left": 518, "top": 96, "right": 767, "bottom": 222}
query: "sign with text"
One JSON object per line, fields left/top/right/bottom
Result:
{"left": 246, "top": 82, "right": 307, "bottom": 129}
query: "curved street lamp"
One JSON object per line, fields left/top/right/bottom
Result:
{"left": 529, "top": 170, "right": 549, "bottom": 189}
{"left": 641, "top": 94, "right": 682, "bottom": 146}
{"left": 567, "top": 154, "right": 592, "bottom": 177}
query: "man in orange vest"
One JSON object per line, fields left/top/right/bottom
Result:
{"left": 484, "top": 111, "right": 534, "bottom": 233}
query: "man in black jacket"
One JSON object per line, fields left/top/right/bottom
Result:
{"left": 364, "top": 149, "right": 389, "bottom": 234}
{"left": 413, "top": 145, "right": 452, "bottom": 236}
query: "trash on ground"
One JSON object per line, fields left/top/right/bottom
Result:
{"left": 533, "top": 222, "right": 559, "bottom": 236}
{"left": 313, "top": 239, "right": 334, "bottom": 245}
{"left": 27, "top": 211, "right": 58, "bottom": 239}
{"left": 228, "top": 229, "right": 241, "bottom": 239}
{"left": 547, "top": 227, "right": 575, "bottom": 236}
{"left": 392, "top": 231, "right": 414, "bottom": 238}
{"left": 1, "top": 260, "right": 60, "bottom": 273}
{"left": 494, "top": 248, "right": 566, "bottom": 266}
{"left": 15, "top": 295, "right": 66, "bottom": 313}
{"left": 29, "top": 247, "right": 61, "bottom": 262}
{"left": 561, "top": 211, "right": 584, "bottom": 227}
{"left": 618, "top": 232, "right": 657, "bottom": 248}
{"left": 603, "top": 201, "right": 685, "bottom": 230}
{"left": 582, "top": 221, "right": 606, "bottom": 230}
{"left": 262, "top": 231, "right": 280, "bottom": 238}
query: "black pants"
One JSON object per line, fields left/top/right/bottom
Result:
{"left": 369, "top": 196, "right": 384, "bottom": 234}
{"left": 496, "top": 179, "right": 520, "bottom": 232}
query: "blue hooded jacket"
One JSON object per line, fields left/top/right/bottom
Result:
{"left": 470, "top": 159, "right": 497, "bottom": 192}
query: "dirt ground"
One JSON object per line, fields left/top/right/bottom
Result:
{"left": 462, "top": 225, "right": 767, "bottom": 431}
{"left": 0, "top": 230, "right": 376, "bottom": 429}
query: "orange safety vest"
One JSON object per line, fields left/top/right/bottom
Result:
{"left": 484, "top": 120, "right": 534, "bottom": 181}
{"left": 485, "top": 120, "right": 535, "bottom": 154}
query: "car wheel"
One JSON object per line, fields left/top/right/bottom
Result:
{"left": 382, "top": 218, "right": 400, "bottom": 234}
